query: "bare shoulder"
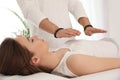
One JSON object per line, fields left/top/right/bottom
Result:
{"left": 66, "top": 54, "right": 86, "bottom": 76}
{"left": 66, "top": 54, "right": 81, "bottom": 66}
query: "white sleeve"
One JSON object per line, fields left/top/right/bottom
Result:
{"left": 68, "top": 0, "right": 87, "bottom": 20}
{"left": 16, "top": 0, "right": 47, "bottom": 27}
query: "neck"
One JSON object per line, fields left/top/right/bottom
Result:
{"left": 39, "top": 52, "right": 61, "bottom": 72}
{"left": 39, "top": 48, "right": 69, "bottom": 72}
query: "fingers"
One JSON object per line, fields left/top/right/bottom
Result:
{"left": 85, "top": 31, "right": 92, "bottom": 36}
{"left": 85, "top": 27, "right": 107, "bottom": 36}
{"left": 92, "top": 28, "right": 107, "bottom": 33}
{"left": 56, "top": 28, "right": 81, "bottom": 38}
{"left": 65, "top": 28, "right": 80, "bottom": 36}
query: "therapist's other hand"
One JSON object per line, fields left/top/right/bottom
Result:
{"left": 56, "top": 28, "right": 81, "bottom": 38}
{"left": 85, "top": 27, "right": 107, "bottom": 36}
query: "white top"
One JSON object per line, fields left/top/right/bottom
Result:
{"left": 51, "top": 39, "right": 119, "bottom": 77}
{"left": 51, "top": 51, "right": 77, "bottom": 77}
{"left": 17, "top": 0, "right": 87, "bottom": 49}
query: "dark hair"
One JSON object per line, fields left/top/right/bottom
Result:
{"left": 0, "top": 38, "right": 42, "bottom": 75}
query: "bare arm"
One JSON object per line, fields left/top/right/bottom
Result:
{"left": 67, "top": 54, "right": 120, "bottom": 76}
{"left": 39, "top": 18, "right": 80, "bottom": 38}
{"left": 39, "top": 18, "right": 58, "bottom": 34}
{"left": 78, "top": 17, "right": 91, "bottom": 27}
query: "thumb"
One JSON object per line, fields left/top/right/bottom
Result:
{"left": 85, "top": 31, "right": 92, "bottom": 36}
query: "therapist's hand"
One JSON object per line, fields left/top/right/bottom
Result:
{"left": 85, "top": 27, "right": 107, "bottom": 36}
{"left": 56, "top": 28, "right": 81, "bottom": 38}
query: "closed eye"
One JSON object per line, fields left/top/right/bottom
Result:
{"left": 31, "top": 39, "right": 34, "bottom": 42}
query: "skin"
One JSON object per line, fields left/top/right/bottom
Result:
{"left": 78, "top": 17, "right": 107, "bottom": 36}
{"left": 15, "top": 35, "right": 120, "bottom": 76}
{"left": 15, "top": 35, "right": 69, "bottom": 72}
{"left": 40, "top": 18, "right": 80, "bottom": 38}
{"left": 40, "top": 18, "right": 107, "bottom": 38}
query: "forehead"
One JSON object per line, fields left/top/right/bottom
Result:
{"left": 15, "top": 36, "right": 28, "bottom": 46}
{"left": 15, "top": 36, "right": 27, "bottom": 41}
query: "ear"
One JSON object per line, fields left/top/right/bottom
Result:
{"left": 30, "top": 56, "right": 40, "bottom": 66}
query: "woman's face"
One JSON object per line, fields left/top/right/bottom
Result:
{"left": 15, "top": 35, "right": 49, "bottom": 56}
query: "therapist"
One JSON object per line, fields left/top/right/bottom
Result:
{"left": 17, "top": 0, "right": 107, "bottom": 49}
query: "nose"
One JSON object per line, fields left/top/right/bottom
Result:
{"left": 17, "top": 35, "right": 23, "bottom": 37}
{"left": 30, "top": 35, "right": 40, "bottom": 40}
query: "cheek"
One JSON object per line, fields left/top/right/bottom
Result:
{"left": 28, "top": 42, "right": 47, "bottom": 53}
{"left": 32, "top": 43, "right": 43, "bottom": 52}
{"left": 30, "top": 45, "right": 40, "bottom": 53}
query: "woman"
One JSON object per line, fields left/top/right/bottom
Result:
{"left": 0, "top": 35, "right": 120, "bottom": 77}
{"left": 17, "top": 0, "right": 107, "bottom": 49}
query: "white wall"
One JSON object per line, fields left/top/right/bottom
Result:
{"left": 0, "top": 0, "right": 24, "bottom": 43}
{"left": 107, "top": 0, "right": 120, "bottom": 47}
